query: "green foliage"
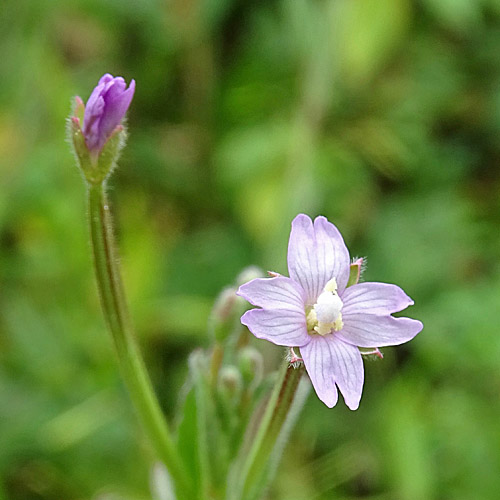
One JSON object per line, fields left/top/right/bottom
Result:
{"left": 2, "top": 0, "right": 500, "bottom": 498}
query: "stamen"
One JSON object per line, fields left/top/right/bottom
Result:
{"left": 307, "top": 279, "right": 344, "bottom": 336}
{"left": 360, "top": 348, "right": 383, "bottom": 359}
{"left": 306, "top": 308, "right": 317, "bottom": 331}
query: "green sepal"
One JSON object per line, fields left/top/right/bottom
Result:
{"left": 91, "top": 125, "right": 126, "bottom": 183}
{"left": 68, "top": 117, "right": 92, "bottom": 173}
{"left": 74, "top": 96, "right": 85, "bottom": 123}
{"left": 347, "top": 257, "right": 364, "bottom": 287}
{"left": 68, "top": 113, "right": 126, "bottom": 185}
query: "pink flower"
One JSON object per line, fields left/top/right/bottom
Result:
{"left": 237, "top": 214, "right": 423, "bottom": 410}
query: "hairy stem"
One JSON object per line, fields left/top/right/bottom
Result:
{"left": 87, "top": 182, "right": 191, "bottom": 498}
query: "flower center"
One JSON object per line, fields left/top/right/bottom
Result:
{"left": 306, "top": 278, "right": 344, "bottom": 336}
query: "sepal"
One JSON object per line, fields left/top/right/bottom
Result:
{"left": 68, "top": 97, "right": 128, "bottom": 185}
{"left": 68, "top": 116, "right": 92, "bottom": 174}
{"left": 347, "top": 257, "right": 365, "bottom": 287}
{"left": 90, "top": 124, "right": 126, "bottom": 183}
{"left": 74, "top": 96, "right": 85, "bottom": 123}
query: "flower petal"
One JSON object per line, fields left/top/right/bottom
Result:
{"left": 339, "top": 313, "right": 423, "bottom": 348}
{"left": 241, "top": 308, "right": 310, "bottom": 347}
{"left": 342, "top": 282, "right": 414, "bottom": 315}
{"left": 83, "top": 75, "right": 135, "bottom": 153}
{"left": 287, "top": 214, "right": 350, "bottom": 305}
{"left": 237, "top": 277, "right": 306, "bottom": 313}
{"left": 301, "top": 336, "right": 363, "bottom": 410}
{"left": 84, "top": 76, "right": 110, "bottom": 125}
{"left": 100, "top": 79, "right": 135, "bottom": 142}
{"left": 300, "top": 336, "right": 338, "bottom": 408}
{"left": 327, "top": 337, "right": 364, "bottom": 410}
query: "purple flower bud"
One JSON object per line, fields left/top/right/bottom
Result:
{"left": 82, "top": 73, "right": 135, "bottom": 155}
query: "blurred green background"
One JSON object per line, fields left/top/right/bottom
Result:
{"left": 2, "top": 0, "right": 500, "bottom": 498}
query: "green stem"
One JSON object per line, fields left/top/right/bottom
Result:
{"left": 237, "top": 361, "right": 305, "bottom": 500}
{"left": 87, "top": 182, "right": 192, "bottom": 498}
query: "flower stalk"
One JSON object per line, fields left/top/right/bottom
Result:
{"left": 87, "top": 182, "right": 192, "bottom": 498}
{"left": 236, "top": 360, "right": 305, "bottom": 500}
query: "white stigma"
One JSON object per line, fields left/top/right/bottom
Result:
{"left": 315, "top": 291, "right": 343, "bottom": 324}
{"left": 306, "top": 278, "right": 344, "bottom": 336}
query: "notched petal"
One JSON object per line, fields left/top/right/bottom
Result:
{"left": 325, "top": 337, "right": 363, "bottom": 410}
{"left": 313, "top": 216, "right": 350, "bottom": 294}
{"left": 301, "top": 337, "right": 339, "bottom": 408}
{"left": 287, "top": 214, "right": 350, "bottom": 305}
{"left": 301, "top": 336, "right": 363, "bottom": 410}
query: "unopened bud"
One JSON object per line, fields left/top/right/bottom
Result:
{"left": 68, "top": 74, "right": 135, "bottom": 184}
{"left": 209, "top": 286, "right": 239, "bottom": 342}
{"left": 218, "top": 365, "right": 243, "bottom": 402}
{"left": 238, "top": 346, "right": 263, "bottom": 387}
{"left": 236, "top": 266, "right": 264, "bottom": 287}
